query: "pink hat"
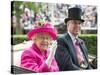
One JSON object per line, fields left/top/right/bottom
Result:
{"left": 27, "top": 22, "right": 57, "bottom": 40}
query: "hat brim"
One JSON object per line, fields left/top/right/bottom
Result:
{"left": 27, "top": 28, "right": 57, "bottom": 40}
{"left": 64, "top": 18, "right": 84, "bottom": 24}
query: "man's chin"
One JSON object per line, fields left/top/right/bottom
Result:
{"left": 73, "top": 32, "right": 79, "bottom": 36}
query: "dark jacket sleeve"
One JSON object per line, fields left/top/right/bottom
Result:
{"left": 55, "top": 38, "right": 80, "bottom": 71}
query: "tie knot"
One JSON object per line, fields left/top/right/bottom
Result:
{"left": 75, "top": 38, "right": 80, "bottom": 45}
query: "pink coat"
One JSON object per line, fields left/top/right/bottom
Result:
{"left": 21, "top": 43, "right": 59, "bottom": 72}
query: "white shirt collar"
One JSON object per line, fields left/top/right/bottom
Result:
{"left": 68, "top": 31, "right": 78, "bottom": 43}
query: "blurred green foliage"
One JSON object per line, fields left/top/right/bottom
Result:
{"left": 12, "top": 34, "right": 97, "bottom": 55}
{"left": 12, "top": 1, "right": 43, "bottom": 34}
{"left": 79, "top": 34, "right": 97, "bottom": 56}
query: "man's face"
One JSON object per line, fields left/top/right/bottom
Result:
{"left": 67, "top": 20, "right": 82, "bottom": 36}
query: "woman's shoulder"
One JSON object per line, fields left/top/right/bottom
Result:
{"left": 21, "top": 47, "right": 36, "bottom": 57}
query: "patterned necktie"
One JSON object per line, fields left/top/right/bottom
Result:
{"left": 74, "top": 38, "right": 84, "bottom": 64}
{"left": 74, "top": 38, "right": 88, "bottom": 69}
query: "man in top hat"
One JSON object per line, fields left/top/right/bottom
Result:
{"left": 55, "top": 7, "right": 92, "bottom": 71}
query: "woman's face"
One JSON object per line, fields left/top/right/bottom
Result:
{"left": 33, "top": 32, "right": 52, "bottom": 52}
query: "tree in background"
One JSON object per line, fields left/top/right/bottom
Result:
{"left": 11, "top": 1, "right": 42, "bottom": 34}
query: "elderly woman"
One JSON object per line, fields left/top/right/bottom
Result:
{"left": 20, "top": 22, "right": 59, "bottom": 72}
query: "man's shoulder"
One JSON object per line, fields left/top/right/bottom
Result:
{"left": 57, "top": 33, "right": 66, "bottom": 42}
{"left": 58, "top": 33, "right": 68, "bottom": 39}
{"left": 57, "top": 33, "right": 70, "bottom": 47}
{"left": 58, "top": 33, "right": 70, "bottom": 41}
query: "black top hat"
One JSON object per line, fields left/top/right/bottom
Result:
{"left": 64, "top": 7, "right": 84, "bottom": 23}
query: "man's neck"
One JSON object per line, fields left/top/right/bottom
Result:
{"left": 68, "top": 31, "right": 78, "bottom": 38}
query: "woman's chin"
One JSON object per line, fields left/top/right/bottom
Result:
{"left": 40, "top": 47, "right": 48, "bottom": 51}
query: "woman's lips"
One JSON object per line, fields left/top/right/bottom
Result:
{"left": 41, "top": 44, "right": 48, "bottom": 46}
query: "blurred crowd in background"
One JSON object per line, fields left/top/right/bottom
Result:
{"left": 12, "top": 2, "right": 97, "bottom": 34}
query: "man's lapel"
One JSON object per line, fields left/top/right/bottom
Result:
{"left": 64, "top": 33, "right": 79, "bottom": 65}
